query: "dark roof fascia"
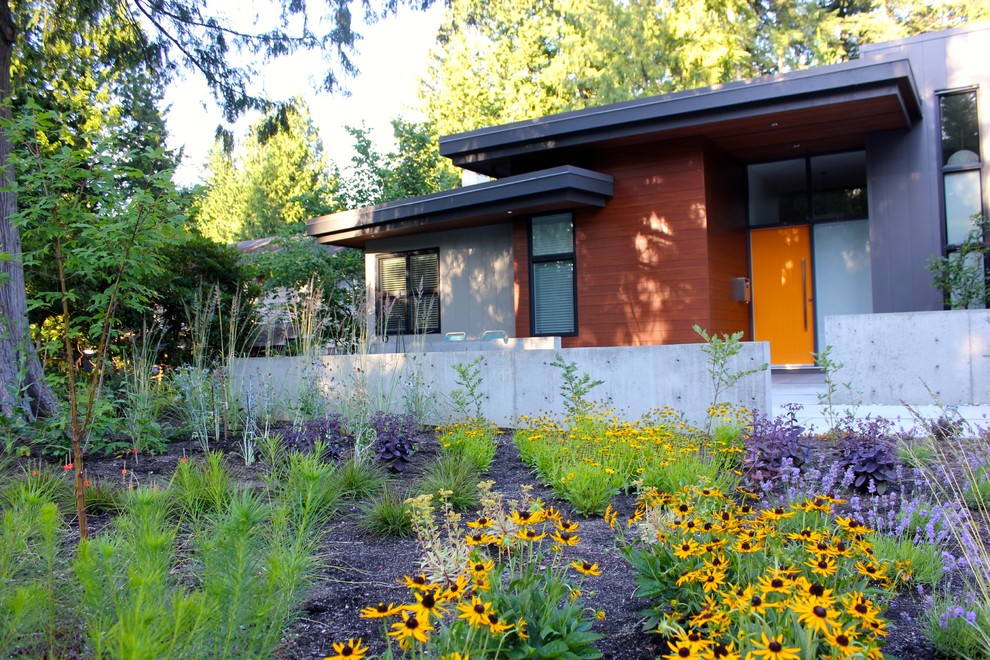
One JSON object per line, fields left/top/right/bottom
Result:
{"left": 306, "top": 165, "right": 614, "bottom": 243}
{"left": 440, "top": 59, "right": 922, "bottom": 168}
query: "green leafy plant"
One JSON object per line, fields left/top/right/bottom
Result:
{"left": 550, "top": 353, "right": 604, "bottom": 418}
{"left": 927, "top": 214, "right": 989, "bottom": 309}
{"left": 813, "top": 344, "right": 860, "bottom": 433}
{"left": 450, "top": 355, "right": 486, "bottom": 419}
{"left": 437, "top": 418, "right": 498, "bottom": 473}
{"left": 694, "top": 325, "right": 768, "bottom": 417}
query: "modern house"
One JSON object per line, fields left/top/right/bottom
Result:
{"left": 306, "top": 22, "right": 988, "bottom": 368}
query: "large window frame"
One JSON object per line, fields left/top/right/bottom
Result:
{"left": 528, "top": 212, "right": 578, "bottom": 336}
{"left": 376, "top": 249, "right": 440, "bottom": 336}
{"left": 937, "top": 87, "right": 987, "bottom": 309}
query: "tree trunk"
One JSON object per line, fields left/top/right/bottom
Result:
{"left": 0, "top": 0, "right": 58, "bottom": 421}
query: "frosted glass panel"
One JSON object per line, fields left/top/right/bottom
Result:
{"left": 945, "top": 170, "right": 983, "bottom": 245}
{"left": 813, "top": 221, "right": 872, "bottom": 348}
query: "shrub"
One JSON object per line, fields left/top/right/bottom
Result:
{"left": 337, "top": 455, "right": 388, "bottom": 500}
{"left": 370, "top": 411, "right": 418, "bottom": 467}
{"left": 437, "top": 418, "right": 498, "bottom": 473}
{"left": 416, "top": 454, "right": 481, "bottom": 512}
{"left": 740, "top": 410, "right": 813, "bottom": 488}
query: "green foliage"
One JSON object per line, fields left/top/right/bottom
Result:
{"left": 927, "top": 214, "right": 989, "bottom": 309}
{"left": 813, "top": 344, "right": 860, "bottom": 433}
{"left": 694, "top": 325, "right": 768, "bottom": 413}
{"left": 337, "top": 118, "right": 460, "bottom": 209}
{"left": 337, "top": 454, "right": 388, "bottom": 500}
{"left": 416, "top": 453, "right": 481, "bottom": 512}
{"left": 549, "top": 353, "right": 604, "bottom": 418}
{"left": 358, "top": 484, "right": 413, "bottom": 538}
{"left": 194, "top": 99, "right": 338, "bottom": 243}
{"left": 925, "top": 591, "right": 990, "bottom": 660}
{"left": 169, "top": 452, "right": 235, "bottom": 518}
{"left": 424, "top": 0, "right": 990, "bottom": 136}
{"left": 279, "top": 446, "right": 344, "bottom": 532}
{"left": 438, "top": 418, "right": 498, "bottom": 473}
{"left": 449, "top": 355, "right": 486, "bottom": 419}
{"left": 871, "top": 536, "right": 944, "bottom": 587}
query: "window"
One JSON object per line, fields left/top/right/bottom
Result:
{"left": 530, "top": 213, "right": 576, "bottom": 335}
{"left": 377, "top": 250, "right": 440, "bottom": 335}
{"left": 939, "top": 90, "right": 983, "bottom": 246}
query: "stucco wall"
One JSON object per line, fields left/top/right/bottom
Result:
{"left": 231, "top": 342, "right": 771, "bottom": 427}
{"left": 365, "top": 223, "right": 515, "bottom": 339}
{"left": 826, "top": 310, "right": 990, "bottom": 405}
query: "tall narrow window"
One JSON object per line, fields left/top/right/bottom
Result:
{"left": 939, "top": 90, "right": 983, "bottom": 246}
{"left": 377, "top": 250, "right": 440, "bottom": 335}
{"left": 530, "top": 213, "right": 576, "bottom": 335}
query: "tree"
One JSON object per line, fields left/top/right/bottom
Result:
{"left": 0, "top": 0, "right": 431, "bottom": 417}
{"left": 338, "top": 117, "right": 459, "bottom": 208}
{"left": 194, "top": 99, "right": 338, "bottom": 242}
{"left": 422, "top": 0, "right": 990, "bottom": 136}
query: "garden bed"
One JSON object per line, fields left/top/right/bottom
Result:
{"left": 12, "top": 418, "right": 963, "bottom": 659}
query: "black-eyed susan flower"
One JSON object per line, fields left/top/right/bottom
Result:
{"left": 663, "top": 639, "right": 703, "bottom": 660}
{"left": 700, "top": 640, "right": 740, "bottom": 660}
{"left": 603, "top": 504, "right": 619, "bottom": 529}
{"left": 555, "top": 518, "right": 580, "bottom": 533}
{"left": 756, "top": 573, "right": 792, "bottom": 596}
{"left": 465, "top": 532, "right": 500, "bottom": 546}
{"left": 457, "top": 596, "right": 494, "bottom": 628}
{"left": 854, "top": 560, "right": 888, "bottom": 581}
{"left": 485, "top": 611, "right": 512, "bottom": 634}
{"left": 835, "top": 516, "right": 873, "bottom": 534}
{"left": 468, "top": 557, "right": 494, "bottom": 576}
{"left": 570, "top": 560, "right": 602, "bottom": 576}
{"left": 443, "top": 574, "right": 470, "bottom": 600}
{"left": 841, "top": 591, "right": 880, "bottom": 626}
{"left": 389, "top": 612, "right": 430, "bottom": 649}
{"left": 550, "top": 530, "right": 581, "bottom": 546}
{"left": 466, "top": 516, "right": 494, "bottom": 529}
{"left": 824, "top": 624, "right": 863, "bottom": 658}
{"left": 509, "top": 509, "right": 543, "bottom": 525}
{"left": 673, "top": 537, "right": 701, "bottom": 559}
{"left": 325, "top": 637, "right": 368, "bottom": 660}
{"left": 793, "top": 600, "right": 841, "bottom": 634}
{"left": 749, "top": 631, "right": 800, "bottom": 660}
{"left": 514, "top": 527, "right": 546, "bottom": 542}
{"left": 401, "top": 574, "right": 432, "bottom": 591}
{"left": 405, "top": 589, "right": 450, "bottom": 622}
{"left": 805, "top": 553, "right": 838, "bottom": 578}
{"left": 360, "top": 602, "right": 403, "bottom": 619}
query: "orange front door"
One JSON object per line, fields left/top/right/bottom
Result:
{"left": 750, "top": 226, "right": 815, "bottom": 366}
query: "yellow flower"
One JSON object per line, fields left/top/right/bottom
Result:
{"left": 824, "top": 624, "right": 864, "bottom": 658}
{"left": 465, "top": 532, "right": 500, "bottom": 546}
{"left": 457, "top": 596, "right": 494, "bottom": 628}
{"left": 466, "top": 516, "right": 494, "bottom": 529}
{"left": 793, "top": 600, "right": 841, "bottom": 634}
{"left": 551, "top": 530, "right": 581, "bottom": 546}
{"left": 404, "top": 589, "right": 450, "bottom": 622}
{"left": 360, "top": 602, "right": 403, "bottom": 619}
{"left": 485, "top": 611, "right": 512, "bottom": 634}
{"left": 325, "top": 637, "right": 368, "bottom": 660}
{"left": 570, "top": 560, "right": 602, "bottom": 576}
{"left": 400, "top": 574, "right": 432, "bottom": 591}
{"left": 514, "top": 527, "right": 547, "bottom": 542}
{"left": 389, "top": 612, "right": 431, "bottom": 649}
{"left": 509, "top": 508, "right": 544, "bottom": 525}
{"left": 748, "top": 631, "right": 800, "bottom": 660}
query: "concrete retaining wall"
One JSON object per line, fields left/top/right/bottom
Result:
{"left": 826, "top": 310, "right": 990, "bottom": 405}
{"left": 231, "top": 342, "right": 771, "bottom": 427}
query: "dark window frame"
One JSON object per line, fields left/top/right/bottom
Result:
{"left": 375, "top": 249, "right": 441, "bottom": 336}
{"left": 528, "top": 212, "right": 578, "bottom": 337}
{"left": 937, "top": 87, "right": 984, "bottom": 251}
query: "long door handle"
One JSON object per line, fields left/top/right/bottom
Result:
{"left": 801, "top": 259, "right": 808, "bottom": 332}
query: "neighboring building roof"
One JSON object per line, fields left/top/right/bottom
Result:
{"left": 440, "top": 58, "right": 922, "bottom": 177}
{"left": 307, "top": 165, "right": 614, "bottom": 248}
{"left": 234, "top": 235, "right": 343, "bottom": 255}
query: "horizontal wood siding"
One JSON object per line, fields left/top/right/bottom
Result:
{"left": 703, "top": 144, "right": 751, "bottom": 339}
{"left": 564, "top": 140, "right": 712, "bottom": 348}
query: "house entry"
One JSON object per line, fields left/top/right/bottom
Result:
{"left": 750, "top": 226, "right": 815, "bottom": 365}
{"left": 747, "top": 153, "right": 873, "bottom": 366}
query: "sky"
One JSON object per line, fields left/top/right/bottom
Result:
{"left": 162, "top": 2, "right": 446, "bottom": 187}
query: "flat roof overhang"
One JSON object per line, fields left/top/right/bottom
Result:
{"left": 306, "top": 165, "right": 614, "bottom": 248}
{"left": 440, "top": 59, "right": 923, "bottom": 176}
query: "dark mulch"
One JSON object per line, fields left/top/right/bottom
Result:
{"left": 43, "top": 429, "right": 945, "bottom": 659}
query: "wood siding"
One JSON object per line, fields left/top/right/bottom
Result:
{"left": 703, "top": 143, "right": 751, "bottom": 339}
{"left": 512, "top": 138, "right": 752, "bottom": 348}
